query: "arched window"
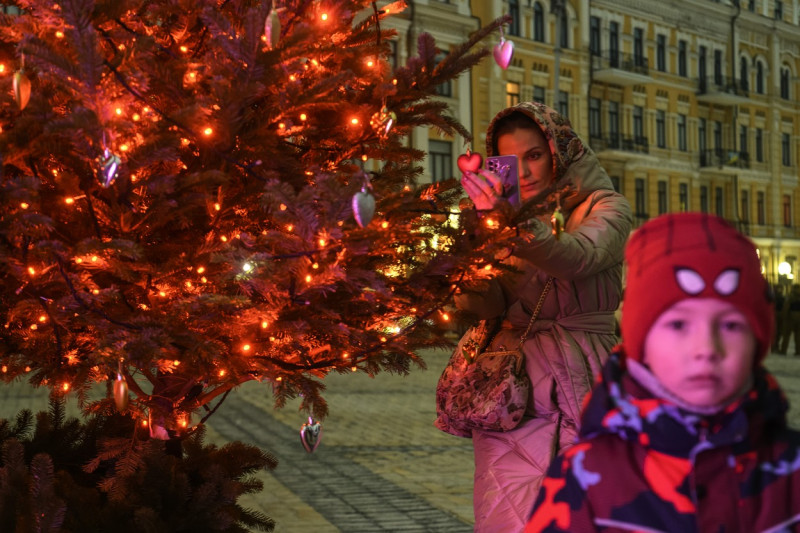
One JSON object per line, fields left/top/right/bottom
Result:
{"left": 740, "top": 56, "right": 749, "bottom": 91}
{"left": 533, "top": 3, "right": 545, "bottom": 43}
{"left": 756, "top": 61, "right": 764, "bottom": 94}
{"left": 781, "top": 67, "right": 791, "bottom": 99}
{"left": 559, "top": 8, "right": 569, "bottom": 48}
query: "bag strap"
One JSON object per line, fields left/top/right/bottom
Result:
{"left": 516, "top": 277, "right": 554, "bottom": 350}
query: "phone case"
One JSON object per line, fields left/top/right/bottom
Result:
{"left": 485, "top": 155, "right": 520, "bottom": 207}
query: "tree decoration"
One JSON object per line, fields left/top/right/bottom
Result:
{"left": 113, "top": 365, "right": 129, "bottom": 413}
{"left": 457, "top": 147, "right": 483, "bottom": 174}
{"left": 493, "top": 25, "right": 515, "bottom": 70}
{"left": 370, "top": 105, "right": 397, "bottom": 138}
{"left": 96, "top": 146, "right": 121, "bottom": 188}
{"left": 299, "top": 416, "right": 322, "bottom": 453}
{"left": 13, "top": 69, "right": 31, "bottom": 110}
{"left": 352, "top": 171, "right": 376, "bottom": 227}
{"left": 551, "top": 207, "right": 564, "bottom": 239}
{"left": 264, "top": 6, "right": 281, "bottom": 50}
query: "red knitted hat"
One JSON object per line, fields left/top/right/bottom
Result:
{"left": 621, "top": 213, "right": 773, "bottom": 364}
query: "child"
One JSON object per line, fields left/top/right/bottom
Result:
{"left": 526, "top": 212, "right": 800, "bottom": 532}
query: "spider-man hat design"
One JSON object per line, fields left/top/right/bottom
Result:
{"left": 621, "top": 212, "right": 773, "bottom": 365}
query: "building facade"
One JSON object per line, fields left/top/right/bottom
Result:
{"left": 389, "top": 0, "right": 800, "bottom": 285}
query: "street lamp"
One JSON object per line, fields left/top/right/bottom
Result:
{"left": 779, "top": 261, "right": 793, "bottom": 281}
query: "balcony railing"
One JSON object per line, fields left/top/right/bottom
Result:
{"left": 697, "top": 75, "right": 749, "bottom": 99}
{"left": 591, "top": 52, "right": 650, "bottom": 76}
{"left": 699, "top": 149, "right": 750, "bottom": 169}
{"left": 591, "top": 133, "right": 649, "bottom": 154}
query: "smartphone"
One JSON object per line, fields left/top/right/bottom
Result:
{"left": 485, "top": 155, "right": 520, "bottom": 207}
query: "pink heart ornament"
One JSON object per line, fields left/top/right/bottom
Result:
{"left": 493, "top": 38, "right": 514, "bottom": 70}
{"left": 300, "top": 417, "right": 322, "bottom": 453}
{"left": 457, "top": 151, "right": 483, "bottom": 174}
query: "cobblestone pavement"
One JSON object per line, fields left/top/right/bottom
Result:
{"left": 0, "top": 348, "right": 799, "bottom": 532}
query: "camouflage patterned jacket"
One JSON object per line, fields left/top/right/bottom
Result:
{"left": 527, "top": 352, "right": 800, "bottom": 533}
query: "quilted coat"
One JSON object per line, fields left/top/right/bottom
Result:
{"left": 527, "top": 352, "right": 800, "bottom": 533}
{"left": 453, "top": 102, "right": 632, "bottom": 532}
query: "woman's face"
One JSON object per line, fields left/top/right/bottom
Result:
{"left": 496, "top": 126, "right": 554, "bottom": 202}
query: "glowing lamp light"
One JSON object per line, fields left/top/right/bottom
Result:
{"left": 62, "top": 383, "right": 70, "bottom": 392}
{"left": 366, "top": 59, "right": 374, "bottom": 68}
{"left": 442, "top": 312, "right": 450, "bottom": 321}
{"left": 779, "top": 261, "right": 792, "bottom": 275}
{"left": 261, "top": 320, "right": 268, "bottom": 329}
{"left": 55, "top": 31, "right": 64, "bottom": 39}
{"left": 214, "top": 203, "right": 221, "bottom": 211}
{"left": 361, "top": 154, "right": 368, "bottom": 161}
{"left": 484, "top": 264, "right": 492, "bottom": 271}
{"left": 1, "top": 366, "right": 6, "bottom": 373}
{"left": 242, "top": 262, "right": 253, "bottom": 273}
{"left": 305, "top": 274, "right": 312, "bottom": 283}
{"left": 350, "top": 117, "right": 359, "bottom": 125}
{"left": 180, "top": 45, "right": 189, "bottom": 53}
{"left": 203, "top": 127, "right": 213, "bottom": 136}
{"left": 173, "top": 360, "right": 181, "bottom": 366}
{"left": 299, "top": 113, "right": 307, "bottom": 121}
{"left": 29, "top": 324, "right": 37, "bottom": 330}
{"left": 141, "top": 420, "right": 149, "bottom": 427}
{"left": 38, "top": 315, "right": 46, "bottom": 322}
{"left": 242, "top": 344, "right": 251, "bottom": 352}
{"left": 279, "top": 203, "right": 287, "bottom": 211}
{"left": 120, "top": 143, "right": 129, "bottom": 152}
{"left": 320, "top": 13, "right": 328, "bottom": 21}
{"left": 65, "top": 197, "right": 74, "bottom": 205}
{"left": 0, "top": 64, "right": 5, "bottom": 73}
{"left": 20, "top": 202, "right": 29, "bottom": 209}
{"left": 92, "top": 289, "right": 99, "bottom": 295}
{"left": 381, "top": 222, "right": 389, "bottom": 229}
{"left": 197, "top": 266, "right": 205, "bottom": 274}
{"left": 27, "top": 266, "right": 35, "bottom": 275}
{"left": 132, "top": 113, "right": 140, "bottom": 121}
{"left": 218, "top": 369, "right": 226, "bottom": 377}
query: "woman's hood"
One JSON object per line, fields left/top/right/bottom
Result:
{"left": 485, "top": 101, "right": 614, "bottom": 210}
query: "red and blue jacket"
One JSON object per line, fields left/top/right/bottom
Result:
{"left": 527, "top": 351, "right": 800, "bottom": 532}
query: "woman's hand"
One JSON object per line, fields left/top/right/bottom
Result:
{"left": 461, "top": 169, "right": 504, "bottom": 211}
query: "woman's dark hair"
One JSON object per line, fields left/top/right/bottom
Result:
{"left": 491, "top": 111, "right": 542, "bottom": 154}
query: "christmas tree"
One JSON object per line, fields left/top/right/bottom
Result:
{"left": 0, "top": 0, "right": 512, "bottom": 523}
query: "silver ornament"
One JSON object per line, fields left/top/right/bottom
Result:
{"left": 352, "top": 187, "right": 376, "bottom": 227}
{"left": 97, "top": 147, "right": 121, "bottom": 188}
{"left": 370, "top": 106, "right": 397, "bottom": 138}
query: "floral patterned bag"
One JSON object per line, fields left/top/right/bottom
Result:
{"left": 434, "top": 279, "right": 553, "bottom": 437}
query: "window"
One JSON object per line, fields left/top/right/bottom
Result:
{"left": 678, "top": 40, "right": 687, "bottom": 77}
{"left": 533, "top": 2, "right": 545, "bottom": 42}
{"left": 700, "top": 185, "right": 709, "bottom": 213}
{"left": 781, "top": 67, "right": 791, "bottom": 99}
{"left": 784, "top": 194, "right": 792, "bottom": 227}
{"left": 740, "top": 125, "right": 748, "bottom": 155}
{"left": 634, "top": 28, "right": 645, "bottom": 67}
{"left": 757, "top": 191, "right": 765, "bottom": 225}
{"left": 679, "top": 183, "right": 689, "bottom": 212}
{"left": 429, "top": 140, "right": 452, "bottom": 183}
{"left": 747, "top": 0, "right": 755, "bottom": 11}
{"left": 589, "top": 98, "right": 602, "bottom": 139}
{"left": 508, "top": 0, "right": 520, "bottom": 36}
{"left": 678, "top": 114, "right": 687, "bottom": 151}
{"left": 714, "top": 121, "right": 722, "bottom": 152}
{"left": 714, "top": 50, "right": 723, "bottom": 86}
{"left": 609, "top": 101, "right": 620, "bottom": 148}
{"left": 559, "top": 10, "right": 568, "bottom": 48}
{"left": 635, "top": 178, "right": 647, "bottom": 216}
{"left": 756, "top": 62, "right": 764, "bottom": 94}
{"left": 782, "top": 133, "right": 792, "bottom": 166}
{"left": 698, "top": 118, "right": 707, "bottom": 153}
{"left": 610, "top": 176, "right": 621, "bottom": 193}
{"left": 658, "top": 181, "right": 668, "bottom": 215}
{"left": 558, "top": 91, "right": 569, "bottom": 117}
{"left": 656, "top": 35, "right": 666, "bottom": 72}
{"left": 533, "top": 85, "right": 546, "bottom": 104}
{"left": 756, "top": 128, "right": 764, "bottom": 162}
{"left": 633, "top": 106, "right": 644, "bottom": 142}
{"left": 609, "top": 21, "right": 619, "bottom": 68}
{"left": 656, "top": 110, "right": 666, "bottom": 148}
{"left": 715, "top": 187, "right": 724, "bottom": 217}
{"left": 388, "top": 41, "right": 398, "bottom": 69}
{"left": 698, "top": 45, "right": 707, "bottom": 87}
{"left": 589, "top": 16, "right": 600, "bottom": 55}
{"left": 506, "top": 82, "right": 520, "bottom": 108}
{"left": 741, "top": 190, "right": 749, "bottom": 223}
{"left": 776, "top": 0, "right": 783, "bottom": 20}
{"left": 434, "top": 51, "right": 452, "bottom": 97}
{"left": 740, "top": 56, "right": 749, "bottom": 91}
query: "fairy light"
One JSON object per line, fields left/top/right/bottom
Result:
{"left": 366, "top": 59, "right": 374, "bottom": 68}
{"left": 312, "top": 262, "right": 319, "bottom": 269}
{"left": 318, "top": 238, "right": 326, "bottom": 247}
{"left": 484, "top": 264, "right": 492, "bottom": 271}
{"left": 299, "top": 113, "right": 307, "bottom": 121}
{"left": 200, "top": 277, "right": 207, "bottom": 283}
{"left": 305, "top": 274, "right": 312, "bottom": 283}
{"left": 220, "top": 235, "right": 228, "bottom": 242}
{"left": 279, "top": 203, "right": 287, "bottom": 211}
{"left": 0, "top": 64, "right": 5, "bottom": 73}
{"left": 38, "top": 315, "right": 46, "bottom": 322}
{"left": 62, "top": 383, "right": 70, "bottom": 392}
{"left": 65, "top": 197, "right": 74, "bottom": 205}
{"left": 197, "top": 266, "right": 205, "bottom": 274}
{"left": 320, "top": 13, "right": 328, "bottom": 21}
{"left": 27, "top": 266, "right": 35, "bottom": 275}
{"left": 485, "top": 218, "right": 496, "bottom": 227}
{"left": 218, "top": 369, "right": 226, "bottom": 377}
{"left": 1, "top": 366, "right": 6, "bottom": 373}
{"left": 442, "top": 312, "right": 450, "bottom": 321}
{"left": 132, "top": 113, "right": 140, "bottom": 121}
{"left": 242, "top": 262, "right": 253, "bottom": 273}
{"left": 115, "top": 107, "right": 123, "bottom": 116}
{"left": 286, "top": 224, "right": 294, "bottom": 232}
{"left": 120, "top": 143, "right": 129, "bottom": 152}
{"left": 159, "top": 291, "right": 166, "bottom": 297}
{"left": 350, "top": 117, "right": 359, "bottom": 125}
{"left": 381, "top": 221, "right": 389, "bottom": 229}
{"left": 276, "top": 376, "right": 283, "bottom": 381}
{"left": 185, "top": 281, "right": 192, "bottom": 288}
{"left": 242, "top": 344, "right": 251, "bottom": 352}
{"left": 203, "top": 127, "right": 213, "bottom": 136}
{"left": 278, "top": 122, "right": 286, "bottom": 129}
{"left": 141, "top": 420, "right": 148, "bottom": 427}
{"left": 181, "top": 138, "right": 190, "bottom": 146}
{"left": 30, "top": 324, "right": 38, "bottom": 330}
{"left": 55, "top": 31, "right": 64, "bottom": 39}
{"left": 20, "top": 202, "right": 29, "bottom": 209}
{"left": 380, "top": 336, "right": 387, "bottom": 342}
{"left": 92, "top": 289, "right": 99, "bottom": 295}
{"left": 343, "top": 352, "right": 350, "bottom": 360}
{"left": 213, "top": 203, "right": 221, "bottom": 211}
{"left": 361, "top": 154, "right": 368, "bottom": 161}
{"left": 180, "top": 45, "right": 189, "bottom": 53}
{"left": 91, "top": 255, "right": 98, "bottom": 262}
{"left": 289, "top": 74, "right": 296, "bottom": 82}
{"left": 24, "top": 366, "right": 30, "bottom": 372}
{"left": 173, "top": 360, "right": 181, "bottom": 367}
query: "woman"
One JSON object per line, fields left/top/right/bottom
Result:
{"left": 455, "top": 102, "right": 632, "bottom": 532}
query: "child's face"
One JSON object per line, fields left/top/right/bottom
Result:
{"left": 643, "top": 298, "right": 756, "bottom": 408}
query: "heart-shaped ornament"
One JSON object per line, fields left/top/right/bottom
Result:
{"left": 352, "top": 187, "right": 376, "bottom": 227}
{"left": 493, "top": 38, "right": 514, "bottom": 70}
{"left": 457, "top": 150, "right": 483, "bottom": 174}
{"left": 300, "top": 416, "right": 322, "bottom": 453}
